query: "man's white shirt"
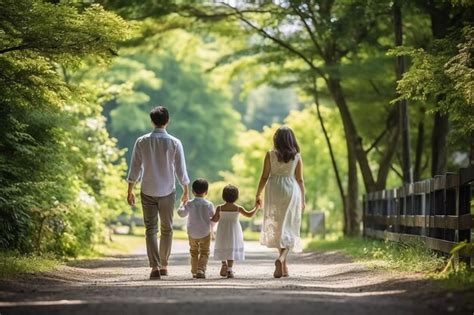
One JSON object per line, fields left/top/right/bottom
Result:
{"left": 127, "top": 128, "right": 190, "bottom": 197}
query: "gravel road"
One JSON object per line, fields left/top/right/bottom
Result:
{"left": 0, "top": 240, "right": 471, "bottom": 315}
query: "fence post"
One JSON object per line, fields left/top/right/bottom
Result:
{"left": 458, "top": 167, "right": 473, "bottom": 267}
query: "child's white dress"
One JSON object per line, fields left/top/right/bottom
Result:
{"left": 260, "top": 150, "right": 302, "bottom": 252}
{"left": 214, "top": 210, "right": 245, "bottom": 260}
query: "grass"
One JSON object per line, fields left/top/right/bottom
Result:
{"left": 306, "top": 234, "right": 474, "bottom": 290}
{"left": 0, "top": 251, "right": 60, "bottom": 278}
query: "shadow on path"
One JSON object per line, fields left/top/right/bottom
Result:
{"left": 0, "top": 241, "right": 471, "bottom": 315}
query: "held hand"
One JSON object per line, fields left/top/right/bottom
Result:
{"left": 127, "top": 192, "right": 135, "bottom": 206}
{"left": 181, "top": 192, "right": 189, "bottom": 204}
{"left": 255, "top": 196, "right": 263, "bottom": 208}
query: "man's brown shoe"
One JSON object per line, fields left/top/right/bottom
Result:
{"left": 149, "top": 269, "right": 161, "bottom": 280}
{"left": 159, "top": 269, "right": 168, "bottom": 276}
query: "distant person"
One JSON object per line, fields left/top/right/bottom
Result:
{"left": 255, "top": 126, "right": 305, "bottom": 278}
{"left": 177, "top": 178, "right": 215, "bottom": 279}
{"left": 127, "top": 106, "right": 190, "bottom": 280}
{"left": 212, "top": 184, "right": 259, "bottom": 278}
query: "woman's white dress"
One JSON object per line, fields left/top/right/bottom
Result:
{"left": 260, "top": 150, "right": 302, "bottom": 252}
{"left": 214, "top": 210, "right": 245, "bottom": 260}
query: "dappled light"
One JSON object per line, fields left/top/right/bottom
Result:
{"left": 1, "top": 0, "right": 473, "bottom": 314}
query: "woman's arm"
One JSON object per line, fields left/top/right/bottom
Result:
{"left": 255, "top": 152, "right": 271, "bottom": 207}
{"left": 295, "top": 156, "right": 306, "bottom": 212}
{"left": 238, "top": 206, "right": 259, "bottom": 218}
{"left": 211, "top": 206, "right": 221, "bottom": 222}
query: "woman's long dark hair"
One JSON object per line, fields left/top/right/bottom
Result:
{"left": 273, "top": 126, "right": 300, "bottom": 163}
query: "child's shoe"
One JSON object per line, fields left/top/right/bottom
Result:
{"left": 227, "top": 270, "right": 234, "bottom": 278}
{"left": 196, "top": 270, "right": 206, "bottom": 279}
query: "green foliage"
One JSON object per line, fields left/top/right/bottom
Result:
{"left": 83, "top": 29, "right": 243, "bottom": 182}
{"left": 390, "top": 25, "right": 474, "bottom": 143}
{"left": 0, "top": 0, "right": 130, "bottom": 256}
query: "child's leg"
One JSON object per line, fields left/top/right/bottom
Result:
{"left": 197, "top": 234, "right": 211, "bottom": 273}
{"left": 189, "top": 237, "right": 199, "bottom": 275}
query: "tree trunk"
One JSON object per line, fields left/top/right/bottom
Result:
{"left": 312, "top": 85, "right": 348, "bottom": 234}
{"left": 431, "top": 111, "right": 449, "bottom": 176}
{"left": 376, "top": 123, "right": 400, "bottom": 190}
{"left": 326, "top": 76, "right": 377, "bottom": 192}
{"left": 414, "top": 108, "right": 426, "bottom": 181}
{"left": 346, "top": 139, "right": 359, "bottom": 235}
{"left": 428, "top": 2, "right": 451, "bottom": 177}
{"left": 394, "top": 0, "right": 412, "bottom": 184}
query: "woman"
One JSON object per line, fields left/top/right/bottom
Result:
{"left": 256, "top": 126, "right": 305, "bottom": 278}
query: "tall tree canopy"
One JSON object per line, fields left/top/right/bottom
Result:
{"left": 0, "top": 0, "right": 130, "bottom": 254}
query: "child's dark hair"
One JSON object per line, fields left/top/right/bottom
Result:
{"left": 222, "top": 184, "right": 239, "bottom": 203}
{"left": 192, "top": 178, "right": 208, "bottom": 195}
{"left": 150, "top": 106, "right": 169, "bottom": 127}
{"left": 273, "top": 126, "right": 300, "bottom": 163}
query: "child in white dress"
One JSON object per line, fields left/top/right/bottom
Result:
{"left": 212, "top": 184, "right": 259, "bottom": 278}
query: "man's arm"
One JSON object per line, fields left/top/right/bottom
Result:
{"left": 127, "top": 138, "right": 142, "bottom": 206}
{"left": 174, "top": 140, "right": 190, "bottom": 203}
{"left": 127, "top": 182, "right": 136, "bottom": 206}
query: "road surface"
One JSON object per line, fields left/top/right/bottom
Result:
{"left": 0, "top": 240, "right": 471, "bottom": 314}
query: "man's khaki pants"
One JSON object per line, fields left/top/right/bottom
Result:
{"left": 189, "top": 234, "right": 211, "bottom": 274}
{"left": 141, "top": 191, "right": 175, "bottom": 268}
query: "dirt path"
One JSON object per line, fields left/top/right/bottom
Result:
{"left": 0, "top": 240, "right": 471, "bottom": 315}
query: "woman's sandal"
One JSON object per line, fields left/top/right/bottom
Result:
{"left": 274, "top": 259, "right": 283, "bottom": 278}
{"left": 220, "top": 262, "right": 228, "bottom": 277}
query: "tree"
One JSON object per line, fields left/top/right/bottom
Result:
{"left": 391, "top": 1, "right": 473, "bottom": 174}
{"left": 79, "top": 29, "right": 244, "bottom": 182}
{"left": 0, "top": 0, "right": 130, "bottom": 255}
{"left": 165, "top": 0, "right": 402, "bottom": 235}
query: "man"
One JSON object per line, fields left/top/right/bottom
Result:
{"left": 127, "top": 106, "right": 190, "bottom": 280}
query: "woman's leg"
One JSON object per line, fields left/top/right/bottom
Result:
{"left": 275, "top": 247, "right": 289, "bottom": 278}
{"left": 227, "top": 260, "right": 235, "bottom": 278}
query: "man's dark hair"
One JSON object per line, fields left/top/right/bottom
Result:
{"left": 150, "top": 106, "right": 169, "bottom": 127}
{"left": 222, "top": 184, "right": 239, "bottom": 203}
{"left": 192, "top": 178, "right": 209, "bottom": 195}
